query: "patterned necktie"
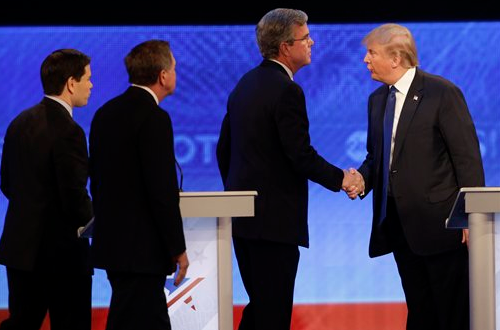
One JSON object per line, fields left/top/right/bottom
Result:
{"left": 379, "top": 86, "right": 397, "bottom": 224}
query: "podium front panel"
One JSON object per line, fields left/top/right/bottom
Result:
{"left": 171, "top": 191, "right": 256, "bottom": 330}
{"left": 446, "top": 187, "right": 500, "bottom": 330}
{"left": 167, "top": 217, "right": 219, "bottom": 330}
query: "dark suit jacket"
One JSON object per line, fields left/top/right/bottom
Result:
{"left": 358, "top": 68, "right": 485, "bottom": 257}
{"left": 216, "top": 60, "right": 344, "bottom": 248}
{"left": 89, "top": 86, "right": 185, "bottom": 275}
{"left": 0, "top": 97, "right": 93, "bottom": 273}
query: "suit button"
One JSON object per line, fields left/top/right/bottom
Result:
{"left": 390, "top": 169, "right": 398, "bottom": 174}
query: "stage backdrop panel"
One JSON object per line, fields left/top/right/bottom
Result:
{"left": 0, "top": 22, "right": 498, "bottom": 309}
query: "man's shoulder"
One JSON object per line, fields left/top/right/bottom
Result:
{"left": 418, "top": 68, "right": 458, "bottom": 90}
{"left": 244, "top": 60, "right": 290, "bottom": 79}
{"left": 6, "top": 100, "right": 82, "bottom": 140}
{"left": 94, "top": 90, "right": 168, "bottom": 129}
{"left": 101, "top": 88, "right": 157, "bottom": 111}
{"left": 238, "top": 63, "right": 295, "bottom": 91}
{"left": 7, "top": 101, "right": 47, "bottom": 129}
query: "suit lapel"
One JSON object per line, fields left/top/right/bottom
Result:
{"left": 392, "top": 69, "right": 424, "bottom": 164}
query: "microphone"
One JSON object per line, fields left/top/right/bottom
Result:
{"left": 175, "top": 159, "right": 183, "bottom": 192}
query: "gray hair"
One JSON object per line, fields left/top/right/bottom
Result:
{"left": 125, "top": 39, "right": 173, "bottom": 86}
{"left": 363, "top": 23, "right": 419, "bottom": 68}
{"left": 256, "top": 8, "right": 308, "bottom": 59}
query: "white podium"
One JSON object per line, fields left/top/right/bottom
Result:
{"left": 174, "top": 191, "right": 257, "bottom": 330}
{"left": 446, "top": 187, "right": 500, "bottom": 330}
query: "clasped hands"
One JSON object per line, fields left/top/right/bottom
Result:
{"left": 342, "top": 168, "right": 365, "bottom": 200}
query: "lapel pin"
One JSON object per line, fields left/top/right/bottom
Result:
{"left": 413, "top": 95, "right": 419, "bottom": 101}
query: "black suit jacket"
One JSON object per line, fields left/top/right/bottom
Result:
{"left": 217, "top": 60, "right": 344, "bottom": 248}
{"left": 0, "top": 97, "right": 93, "bottom": 273}
{"left": 358, "top": 68, "right": 485, "bottom": 257}
{"left": 89, "top": 86, "right": 185, "bottom": 275}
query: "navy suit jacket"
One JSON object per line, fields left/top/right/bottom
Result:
{"left": 217, "top": 60, "right": 344, "bottom": 248}
{"left": 0, "top": 97, "right": 93, "bottom": 273}
{"left": 89, "top": 86, "right": 186, "bottom": 275}
{"left": 358, "top": 68, "right": 485, "bottom": 257}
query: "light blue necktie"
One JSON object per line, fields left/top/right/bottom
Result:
{"left": 379, "top": 86, "right": 397, "bottom": 224}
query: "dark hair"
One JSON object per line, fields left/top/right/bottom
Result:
{"left": 40, "top": 49, "right": 91, "bottom": 95}
{"left": 125, "top": 40, "right": 173, "bottom": 86}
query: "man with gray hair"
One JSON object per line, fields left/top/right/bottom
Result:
{"left": 217, "top": 8, "right": 363, "bottom": 330}
{"left": 89, "top": 40, "right": 188, "bottom": 330}
{"left": 356, "top": 23, "right": 484, "bottom": 330}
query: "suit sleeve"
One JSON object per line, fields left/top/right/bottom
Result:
{"left": 140, "top": 110, "right": 186, "bottom": 258}
{"left": 53, "top": 124, "right": 93, "bottom": 228}
{"left": 358, "top": 94, "right": 376, "bottom": 196}
{"left": 274, "top": 83, "right": 344, "bottom": 191}
{"left": 439, "top": 84, "right": 485, "bottom": 187}
{"left": 216, "top": 113, "right": 230, "bottom": 187}
{"left": 1, "top": 132, "right": 11, "bottom": 199}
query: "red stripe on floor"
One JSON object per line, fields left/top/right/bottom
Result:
{"left": 0, "top": 302, "right": 406, "bottom": 330}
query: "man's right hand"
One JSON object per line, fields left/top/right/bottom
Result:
{"left": 342, "top": 168, "right": 365, "bottom": 199}
{"left": 173, "top": 251, "right": 189, "bottom": 286}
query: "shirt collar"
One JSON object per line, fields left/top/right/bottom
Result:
{"left": 132, "top": 84, "right": 159, "bottom": 105}
{"left": 269, "top": 59, "right": 294, "bottom": 80}
{"left": 393, "top": 67, "right": 416, "bottom": 96}
{"left": 45, "top": 95, "right": 73, "bottom": 117}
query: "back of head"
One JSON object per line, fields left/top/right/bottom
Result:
{"left": 363, "top": 23, "right": 419, "bottom": 68}
{"left": 125, "top": 40, "right": 173, "bottom": 86}
{"left": 41, "top": 49, "right": 90, "bottom": 96}
{"left": 256, "top": 8, "right": 308, "bottom": 59}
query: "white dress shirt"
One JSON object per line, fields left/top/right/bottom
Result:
{"left": 389, "top": 67, "right": 416, "bottom": 166}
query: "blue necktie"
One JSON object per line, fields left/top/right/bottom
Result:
{"left": 379, "top": 86, "right": 397, "bottom": 224}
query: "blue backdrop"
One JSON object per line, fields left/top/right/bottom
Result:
{"left": 0, "top": 22, "right": 498, "bottom": 306}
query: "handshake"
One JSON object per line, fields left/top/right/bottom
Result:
{"left": 342, "top": 168, "right": 365, "bottom": 200}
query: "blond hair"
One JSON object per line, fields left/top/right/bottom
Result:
{"left": 363, "top": 23, "right": 419, "bottom": 68}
